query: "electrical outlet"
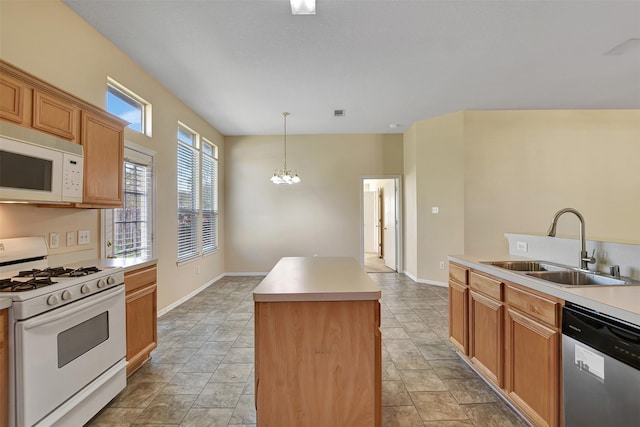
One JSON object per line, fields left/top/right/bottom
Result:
{"left": 78, "top": 230, "right": 90, "bottom": 245}
{"left": 439, "top": 261, "right": 445, "bottom": 270}
{"left": 516, "top": 241, "right": 528, "bottom": 252}
{"left": 432, "top": 206, "right": 439, "bottom": 214}
{"left": 49, "top": 232, "right": 60, "bottom": 249}
{"left": 66, "top": 231, "right": 76, "bottom": 247}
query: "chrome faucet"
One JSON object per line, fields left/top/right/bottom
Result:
{"left": 547, "top": 208, "right": 595, "bottom": 271}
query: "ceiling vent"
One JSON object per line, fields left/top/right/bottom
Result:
{"left": 333, "top": 109, "right": 345, "bottom": 117}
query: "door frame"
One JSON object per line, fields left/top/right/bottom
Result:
{"left": 360, "top": 175, "right": 403, "bottom": 273}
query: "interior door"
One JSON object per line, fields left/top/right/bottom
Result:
{"left": 382, "top": 180, "right": 396, "bottom": 270}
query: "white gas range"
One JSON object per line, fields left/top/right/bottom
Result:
{"left": 0, "top": 237, "right": 126, "bottom": 427}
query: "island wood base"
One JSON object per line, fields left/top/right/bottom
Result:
{"left": 255, "top": 299, "right": 381, "bottom": 426}
{"left": 253, "top": 257, "right": 382, "bottom": 427}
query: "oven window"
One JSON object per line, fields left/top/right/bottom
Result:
{"left": 57, "top": 312, "right": 109, "bottom": 368}
{"left": 0, "top": 150, "right": 53, "bottom": 191}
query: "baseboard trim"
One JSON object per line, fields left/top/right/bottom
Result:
{"left": 403, "top": 271, "right": 448, "bottom": 288}
{"left": 157, "top": 272, "right": 225, "bottom": 317}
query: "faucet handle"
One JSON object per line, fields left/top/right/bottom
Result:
{"left": 582, "top": 249, "right": 596, "bottom": 264}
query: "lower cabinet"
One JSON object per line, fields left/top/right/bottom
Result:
{"left": 255, "top": 299, "right": 381, "bottom": 426}
{"left": 448, "top": 262, "right": 562, "bottom": 427}
{"left": 449, "top": 263, "right": 469, "bottom": 354}
{"left": 468, "top": 271, "right": 504, "bottom": 387}
{"left": 0, "top": 308, "right": 7, "bottom": 425}
{"left": 505, "top": 285, "right": 561, "bottom": 427}
{"left": 125, "top": 264, "right": 158, "bottom": 377}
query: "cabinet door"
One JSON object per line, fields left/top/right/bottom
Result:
{"left": 505, "top": 308, "right": 560, "bottom": 427}
{"left": 80, "top": 110, "right": 124, "bottom": 207}
{"left": 0, "top": 74, "right": 27, "bottom": 124}
{"left": 449, "top": 280, "right": 468, "bottom": 354}
{"left": 33, "top": 89, "right": 78, "bottom": 141}
{"left": 125, "top": 283, "right": 157, "bottom": 376}
{"left": 0, "top": 309, "right": 7, "bottom": 424}
{"left": 469, "top": 290, "right": 504, "bottom": 387}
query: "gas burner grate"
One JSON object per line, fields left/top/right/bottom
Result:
{"left": 14, "top": 266, "right": 101, "bottom": 278}
{"left": 0, "top": 277, "right": 58, "bottom": 292}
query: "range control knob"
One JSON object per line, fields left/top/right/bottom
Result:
{"left": 47, "top": 295, "right": 59, "bottom": 306}
{"left": 107, "top": 276, "right": 116, "bottom": 285}
{"left": 62, "top": 290, "right": 72, "bottom": 301}
{"left": 81, "top": 284, "right": 91, "bottom": 294}
{"left": 97, "top": 279, "right": 106, "bottom": 288}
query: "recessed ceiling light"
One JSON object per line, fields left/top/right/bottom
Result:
{"left": 604, "top": 38, "right": 640, "bottom": 56}
{"left": 290, "top": 0, "right": 316, "bottom": 15}
{"left": 389, "top": 123, "right": 401, "bottom": 129}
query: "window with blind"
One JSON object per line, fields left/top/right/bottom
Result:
{"left": 177, "top": 124, "right": 218, "bottom": 263}
{"left": 104, "top": 145, "right": 155, "bottom": 259}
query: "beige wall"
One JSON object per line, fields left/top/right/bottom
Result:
{"left": 402, "top": 124, "right": 418, "bottom": 277}
{"left": 406, "top": 109, "right": 640, "bottom": 285}
{"left": 464, "top": 110, "right": 640, "bottom": 255}
{"left": 0, "top": 0, "right": 225, "bottom": 311}
{"left": 224, "top": 133, "right": 403, "bottom": 272}
{"left": 403, "top": 113, "right": 465, "bottom": 284}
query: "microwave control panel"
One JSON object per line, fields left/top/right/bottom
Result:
{"left": 62, "top": 154, "right": 83, "bottom": 202}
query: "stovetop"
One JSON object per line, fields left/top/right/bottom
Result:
{"left": 0, "top": 266, "right": 105, "bottom": 292}
{"left": 0, "top": 236, "right": 125, "bottom": 319}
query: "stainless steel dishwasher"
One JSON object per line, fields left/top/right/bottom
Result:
{"left": 562, "top": 302, "right": 640, "bottom": 427}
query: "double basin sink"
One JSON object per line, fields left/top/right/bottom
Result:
{"left": 481, "top": 260, "right": 638, "bottom": 287}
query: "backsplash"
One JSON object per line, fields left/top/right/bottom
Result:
{"left": 505, "top": 233, "right": 640, "bottom": 280}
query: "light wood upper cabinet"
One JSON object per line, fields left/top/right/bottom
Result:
{"left": 0, "top": 73, "right": 27, "bottom": 124}
{"left": 79, "top": 110, "right": 124, "bottom": 207}
{"left": 32, "top": 89, "right": 79, "bottom": 141}
{"left": 1, "top": 60, "right": 126, "bottom": 209}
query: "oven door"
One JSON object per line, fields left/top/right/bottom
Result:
{"left": 14, "top": 285, "right": 126, "bottom": 427}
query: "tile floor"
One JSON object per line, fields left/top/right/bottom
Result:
{"left": 87, "top": 273, "right": 529, "bottom": 426}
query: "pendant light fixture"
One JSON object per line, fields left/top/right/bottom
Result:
{"left": 270, "top": 112, "right": 301, "bottom": 185}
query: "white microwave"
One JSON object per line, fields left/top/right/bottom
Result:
{"left": 0, "top": 122, "right": 83, "bottom": 204}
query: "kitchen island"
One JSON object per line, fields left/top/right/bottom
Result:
{"left": 253, "top": 256, "right": 381, "bottom": 427}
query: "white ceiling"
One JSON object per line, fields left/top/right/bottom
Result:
{"left": 63, "top": 0, "right": 640, "bottom": 136}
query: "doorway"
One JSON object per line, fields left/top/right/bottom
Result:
{"left": 361, "top": 176, "right": 402, "bottom": 273}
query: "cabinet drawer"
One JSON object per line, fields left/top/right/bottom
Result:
{"left": 125, "top": 265, "right": 157, "bottom": 293}
{"left": 449, "top": 263, "right": 468, "bottom": 284}
{"left": 469, "top": 271, "right": 503, "bottom": 301}
{"left": 506, "top": 285, "right": 560, "bottom": 327}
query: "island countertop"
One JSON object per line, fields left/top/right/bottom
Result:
{"left": 253, "top": 256, "right": 381, "bottom": 302}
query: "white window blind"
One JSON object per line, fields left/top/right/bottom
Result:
{"left": 201, "top": 139, "right": 218, "bottom": 254}
{"left": 105, "top": 146, "right": 154, "bottom": 259}
{"left": 177, "top": 125, "right": 200, "bottom": 262}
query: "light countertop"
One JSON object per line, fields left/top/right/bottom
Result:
{"left": 97, "top": 258, "right": 157, "bottom": 273}
{"left": 253, "top": 257, "right": 381, "bottom": 302}
{"left": 449, "top": 254, "right": 640, "bottom": 326}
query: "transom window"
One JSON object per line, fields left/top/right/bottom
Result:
{"left": 177, "top": 123, "right": 218, "bottom": 263}
{"left": 106, "top": 79, "right": 151, "bottom": 136}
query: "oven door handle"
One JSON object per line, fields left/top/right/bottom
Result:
{"left": 21, "top": 285, "right": 124, "bottom": 330}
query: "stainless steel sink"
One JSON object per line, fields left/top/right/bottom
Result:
{"left": 525, "top": 270, "right": 631, "bottom": 286}
{"left": 481, "top": 260, "right": 567, "bottom": 272}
